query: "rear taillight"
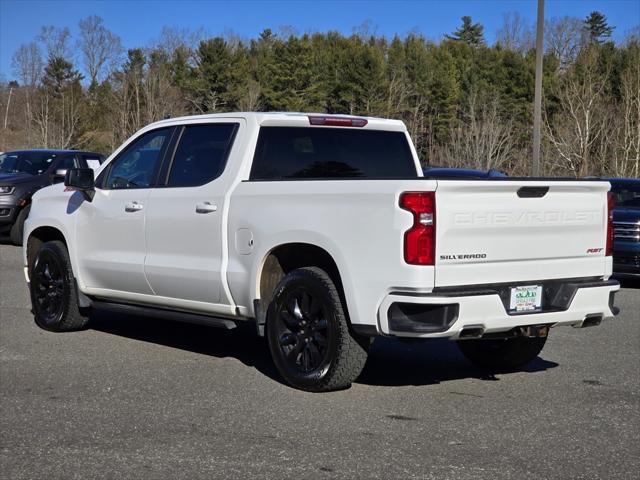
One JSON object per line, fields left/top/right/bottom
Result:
{"left": 606, "top": 191, "right": 615, "bottom": 256}
{"left": 308, "top": 116, "right": 368, "bottom": 127}
{"left": 400, "top": 192, "right": 436, "bottom": 265}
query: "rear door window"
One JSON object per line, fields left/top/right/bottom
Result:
{"left": 250, "top": 127, "right": 418, "bottom": 180}
{"left": 166, "top": 124, "right": 238, "bottom": 188}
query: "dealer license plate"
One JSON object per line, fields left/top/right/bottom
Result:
{"left": 509, "top": 285, "right": 543, "bottom": 312}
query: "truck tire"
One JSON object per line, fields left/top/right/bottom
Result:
{"left": 29, "top": 240, "right": 90, "bottom": 332}
{"left": 10, "top": 205, "right": 30, "bottom": 246}
{"left": 456, "top": 336, "right": 547, "bottom": 371}
{"left": 266, "top": 267, "right": 370, "bottom": 392}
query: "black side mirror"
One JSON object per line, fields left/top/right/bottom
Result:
{"left": 64, "top": 168, "right": 95, "bottom": 201}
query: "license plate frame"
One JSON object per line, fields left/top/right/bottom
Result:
{"left": 509, "top": 285, "right": 543, "bottom": 313}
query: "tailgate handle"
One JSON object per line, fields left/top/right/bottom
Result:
{"left": 517, "top": 186, "right": 549, "bottom": 198}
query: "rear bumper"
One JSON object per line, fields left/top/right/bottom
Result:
{"left": 372, "top": 279, "right": 620, "bottom": 339}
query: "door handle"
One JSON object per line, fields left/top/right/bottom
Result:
{"left": 125, "top": 201, "right": 143, "bottom": 212}
{"left": 196, "top": 202, "right": 218, "bottom": 214}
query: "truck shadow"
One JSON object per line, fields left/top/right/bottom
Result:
{"left": 618, "top": 279, "right": 640, "bottom": 289}
{"left": 89, "top": 310, "right": 559, "bottom": 389}
{"left": 89, "top": 309, "right": 281, "bottom": 382}
{"left": 358, "top": 338, "right": 558, "bottom": 387}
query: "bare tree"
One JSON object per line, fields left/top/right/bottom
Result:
{"left": 32, "top": 57, "right": 84, "bottom": 149}
{"left": 352, "top": 20, "right": 379, "bottom": 40}
{"left": 237, "top": 79, "right": 262, "bottom": 111}
{"left": 155, "top": 26, "right": 206, "bottom": 59}
{"left": 12, "top": 43, "right": 43, "bottom": 87}
{"left": 37, "top": 26, "right": 72, "bottom": 61}
{"left": 109, "top": 67, "right": 144, "bottom": 144}
{"left": 142, "top": 53, "right": 186, "bottom": 123}
{"left": 543, "top": 47, "right": 610, "bottom": 177}
{"left": 32, "top": 90, "right": 51, "bottom": 147}
{"left": 78, "top": 16, "right": 123, "bottom": 84}
{"left": 108, "top": 48, "right": 186, "bottom": 146}
{"left": 0, "top": 81, "right": 19, "bottom": 150}
{"left": 385, "top": 71, "right": 411, "bottom": 121}
{"left": 545, "top": 16, "right": 585, "bottom": 68}
{"left": 11, "top": 43, "right": 44, "bottom": 145}
{"left": 278, "top": 25, "right": 299, "bottom": 39}
{"left": 623, "top": 26, "right": 640, "bottom": 46}
{"left": 441, "top": 90, "right": 516, "bottom": 171}
{"left": 109, "top": 70, "right": 134, "bottom": 146}
{"left": 223, "top": 28, "right": 249, "bottom": 50}
{"left": 496, "top": 12, "right": 535, "bottom": 53}
{"left": 47, "top": 82, "right": 83, "bottom": 149}
{"left": 608, "top": 62, "right": 640, "bottom": 177}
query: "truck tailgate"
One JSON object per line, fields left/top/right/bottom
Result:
{"left": 434, "top": 180, "right": 611, "bottom": 287}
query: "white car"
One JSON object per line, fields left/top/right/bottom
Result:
{"left": 23, "top": 113, "right": 619, "bottom": 391}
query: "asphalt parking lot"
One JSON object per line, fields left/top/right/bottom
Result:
{"left": 1, "top": 242, "right": 638, "bottom": 479}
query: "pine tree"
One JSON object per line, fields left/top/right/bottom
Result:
{"left": 42, "top": 57, "right": 83, "bottom": 97}
{"left": 39, "top": 56, "right": 85, "bottom": 148}
{"left": 446, "top": 16, "right": 485, "bottom": 47}
{"left": 187, "top": 37, "right": 246, "bottom": 112}
{"left": 584, "top": 11, "right": 614, "bottom": 44}
{"left": 123, "top": 49, "right": 145, "bottom": 80}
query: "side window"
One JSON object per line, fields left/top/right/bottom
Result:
{"left": 80, "top": 154, "right": 103, "bottom": 170}
{"left": 56, "top": 154, "right": 77, "bottom": 171}
{"left": 104, "top": 128, "right": 171, "bottom": 190}
{"left": 166, "top": 124, "right": 237, "bottom": 188}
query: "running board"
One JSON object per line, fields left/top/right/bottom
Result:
{"left": 90, "top": 300, "right": 238, "bottom": 329}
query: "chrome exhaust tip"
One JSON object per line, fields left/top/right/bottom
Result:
{"left": 459, "top": 325, "right": 485, "bottom": 339}
{"left": 581, "top": 314, "right": 603, "bottom": 328}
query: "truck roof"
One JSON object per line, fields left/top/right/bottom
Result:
{"left": 3, "top": 149, "right": 102, "bottom": 155}
{"left": 145, "top": 112, "right": 407, "bottom": 131}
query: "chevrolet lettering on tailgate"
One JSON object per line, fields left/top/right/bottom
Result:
{"left": 453, "top": 210, "right": 599, "bottom": 226}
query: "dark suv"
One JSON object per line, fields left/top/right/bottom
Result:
{"left": 0, "top": 149, "right": 104, "bottom": 245}
{"left": 423, "top": 166, "right": 507, "bottom": 179}
{"left": 608, "top": 178, "right": 640, "bottom": 280}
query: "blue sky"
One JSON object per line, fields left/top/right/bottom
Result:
{"left": 1, "top": 0, "right": 638, "bottom": 80}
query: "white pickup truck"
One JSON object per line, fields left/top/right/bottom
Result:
{"left": 23, "top": 112, "right": 620, "bottom": 392}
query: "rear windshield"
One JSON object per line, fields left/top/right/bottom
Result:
{"left": 250, "top": 127, "right": 418, "bottom": 180}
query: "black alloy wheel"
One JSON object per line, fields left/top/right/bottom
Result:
{"left": 32, "top": 248, "right": 66, "bottom": 324}
{"left": 273, "top": 286, "right": 331, "bottom": 375}
{"left": 29, "top": 240, "right": 90, "bottom": 332}
{"left": 266, "top": 267, "right": 370, "bottom": 392}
